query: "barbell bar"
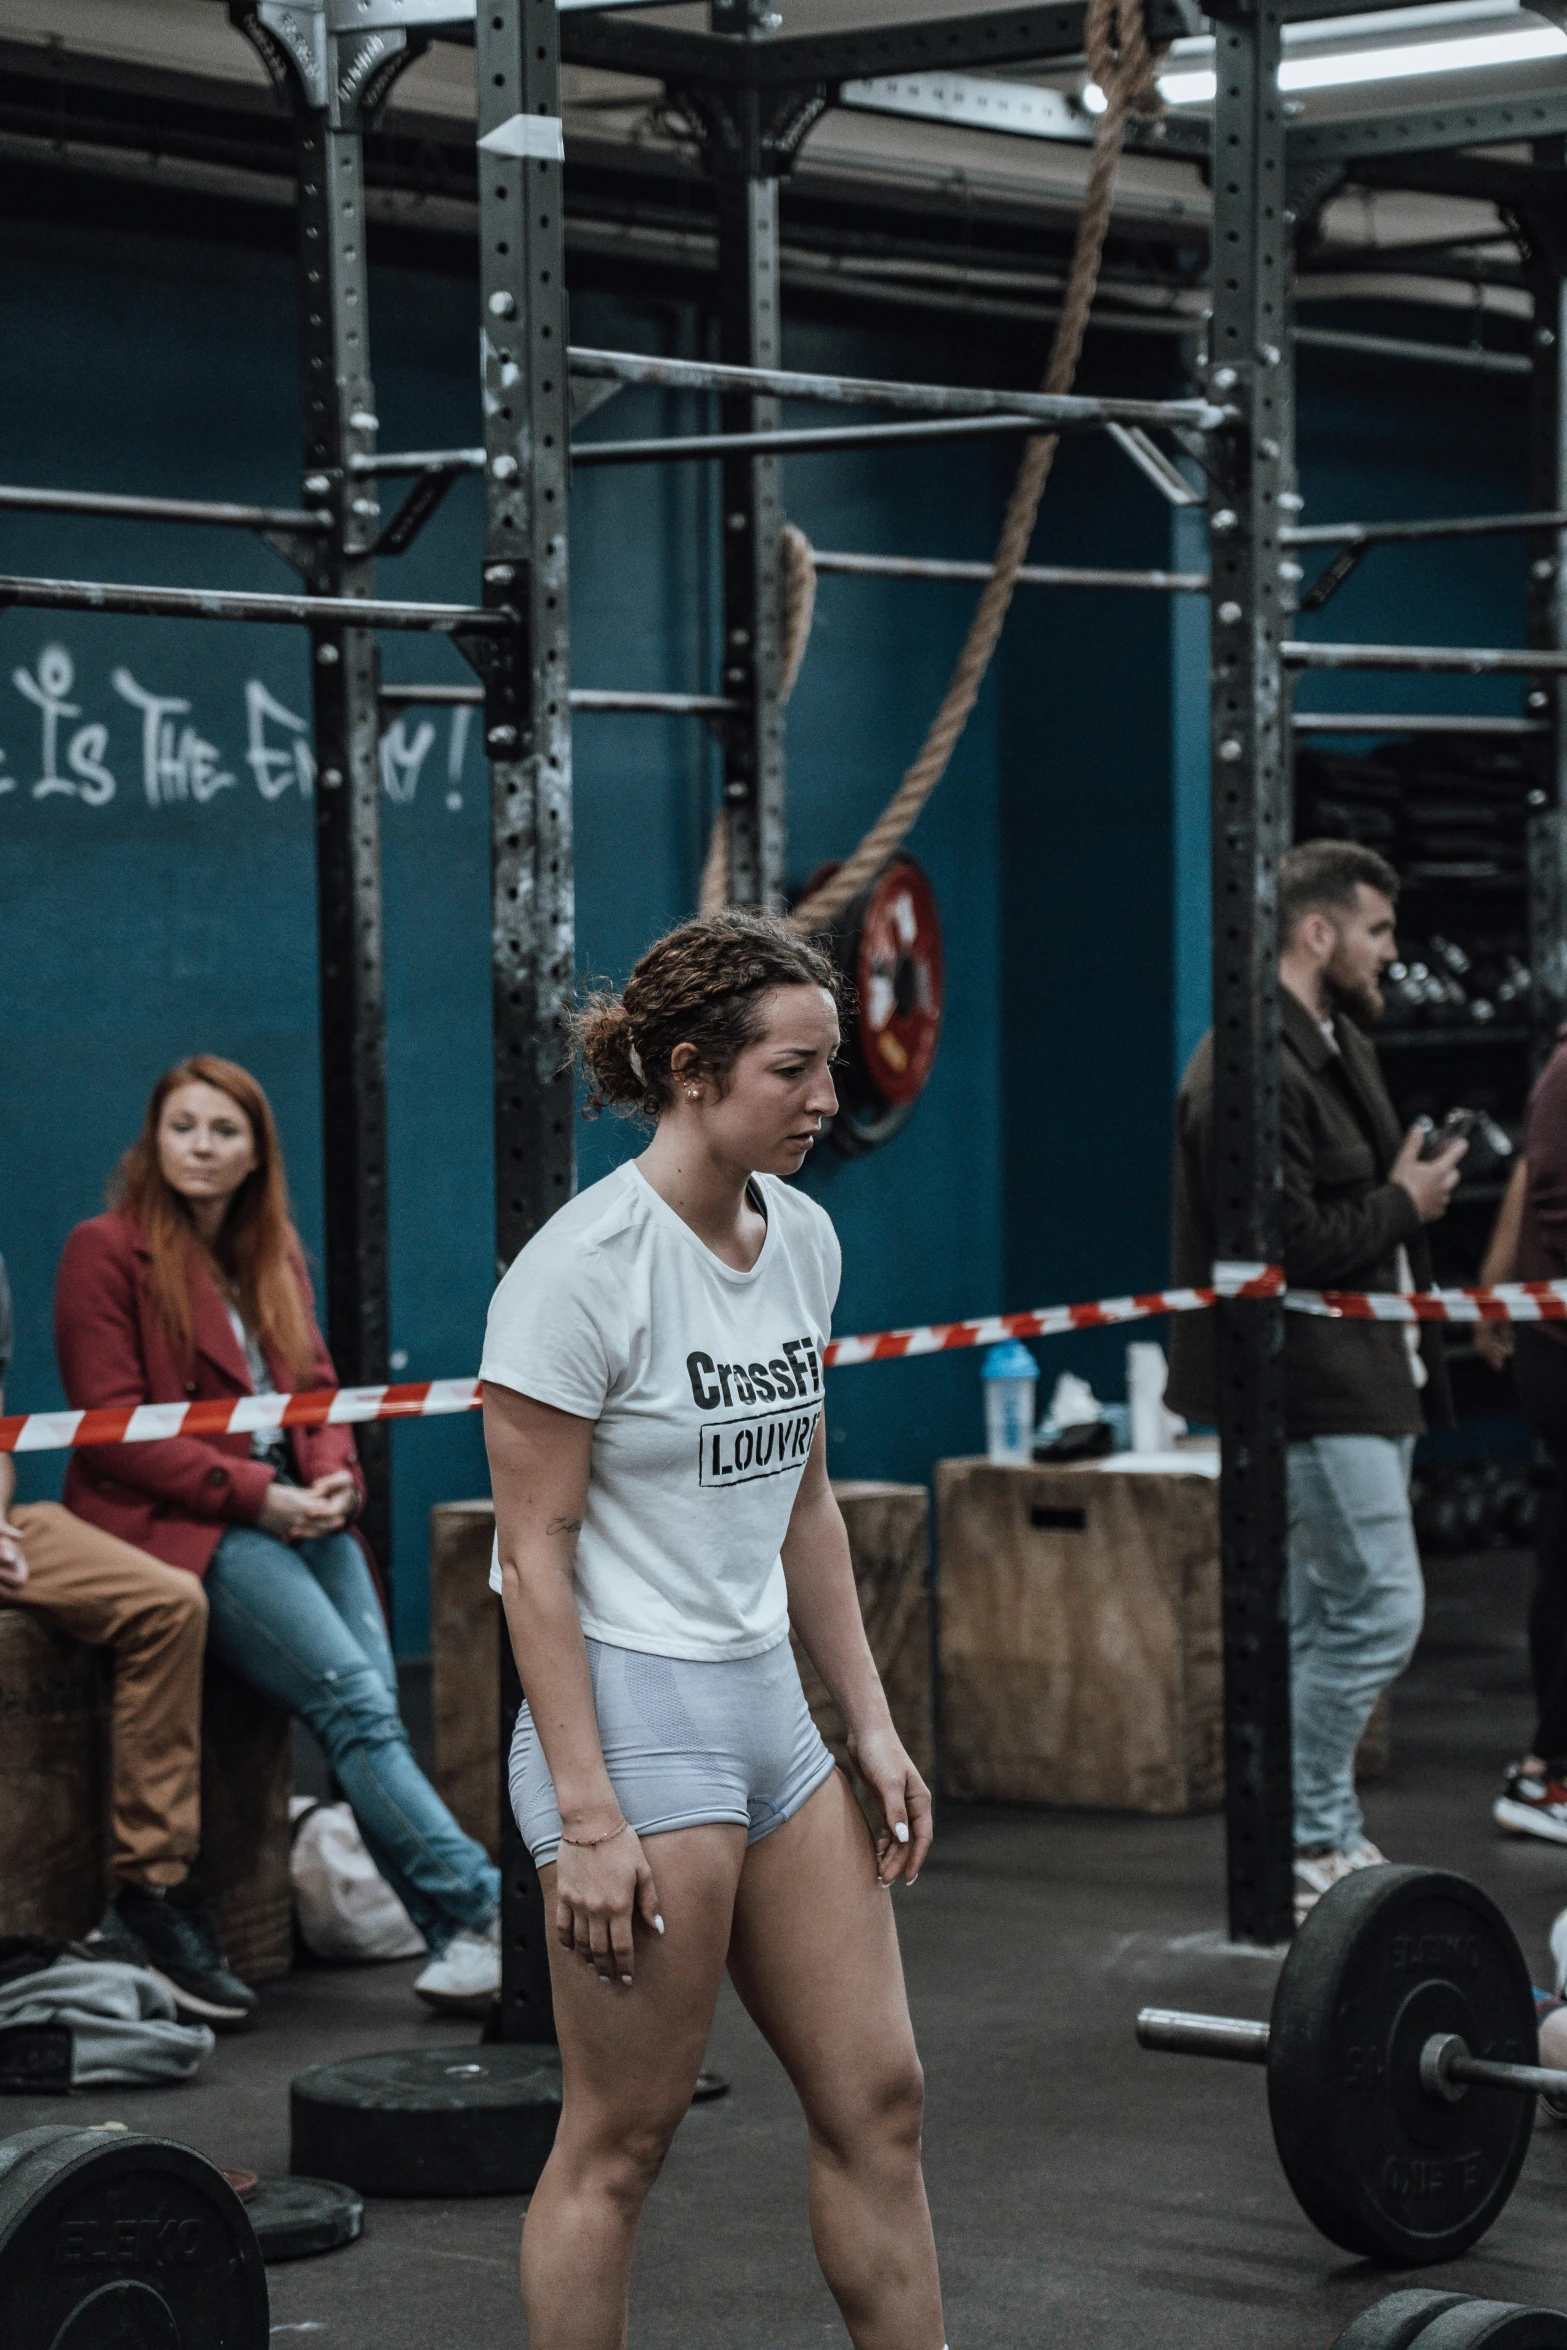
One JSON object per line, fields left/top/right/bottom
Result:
{"left": 1138, "top": 2007, "right": 1567, "bottom": 2101}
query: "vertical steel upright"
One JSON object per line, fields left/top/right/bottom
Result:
{"left": 234, "top": 0, "right": 400, "bottom": 1590}
{"left": 1206, "top": 0, "right": 1295, "bottom": 1946}
{"left": 473, "top": 0, "right": 576, "bottom": 2043}
{"left": 1526, "top": 149, "right": 1567, "bottom": 1055}
{"left": 711, "top": 0, "right": 787, "bottom": 909}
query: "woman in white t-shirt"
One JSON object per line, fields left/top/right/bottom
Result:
{"left": 482, "top": 909, "right": 942, "bottom": 2350}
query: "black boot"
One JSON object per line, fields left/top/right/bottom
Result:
{"left": 101, "top": 1881, "right": 259, "bottom": 2031}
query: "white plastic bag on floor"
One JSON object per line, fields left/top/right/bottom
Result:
{"left": 289, "top": 1797, "right": 427, "bottom": 1962}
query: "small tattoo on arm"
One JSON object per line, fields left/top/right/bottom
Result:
{"left": 545, "top": 1515, "right": 583, "bottom": 1537}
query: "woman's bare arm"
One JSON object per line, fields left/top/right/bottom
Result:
{"left": 484, "top": 1381, "right": 661, "bottom": 1981}
{"left": 780, "top": 1419, "right": 932, "bottom": 1884}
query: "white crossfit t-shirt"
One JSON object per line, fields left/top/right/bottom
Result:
{"left": 481, "top": 1160, "right": 841, "bottom": 1662}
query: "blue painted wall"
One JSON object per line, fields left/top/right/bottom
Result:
{"left": 995, "top": 330, "right": 1191, "bottom": 1407}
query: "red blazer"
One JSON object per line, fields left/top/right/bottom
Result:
{"left": 55, "top": 1209, "right": 366, "bottom": 1578}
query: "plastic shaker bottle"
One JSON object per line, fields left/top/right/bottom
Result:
{"left": 981, "top": 1339, "right": 1038, "bottom": 1465}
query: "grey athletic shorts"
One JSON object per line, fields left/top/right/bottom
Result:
{"left": 508, "top": 1633, "right": 836, "bottom": 1868}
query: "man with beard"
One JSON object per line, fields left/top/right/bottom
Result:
{"left": 1166, "top": 839, "right": 1465, "bottom": 1921}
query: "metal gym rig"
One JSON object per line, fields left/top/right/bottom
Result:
{"left": 3, "top": 0, "right": 1566, "bottom": 2015}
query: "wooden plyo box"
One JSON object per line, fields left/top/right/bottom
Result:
{"left": 0, "top": 1610, "right": 293, "bottom": 1980}
{"left": 430, "top": 1481, "right": 935, "bottom": 1855}
{"left": 0, "top": 1609, "right": 111, "bottom": 1938}
{"left": 430, "top": 1500, "right": 503, "bottom": 1859}
{"left": 936, "top": 1457, "right": 1224, "bottom": 1814}
{"left": 936, "top": 1457, "right": 1392, "bottom": 1814}
{"left": 792, "top": 1481, "right": 934, "bottom": 1785}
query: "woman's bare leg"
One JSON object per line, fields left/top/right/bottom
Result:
{"left": 727, "top": 1771, "right": 944, "bottom": 2350}
{"left": 521, "top": 1824, "right": 746, "bottom": 2350}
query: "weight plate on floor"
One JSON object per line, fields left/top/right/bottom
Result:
{"left": 1420, "top": 2304, "right": 1567, "bottom": 2350}
{"left": 0, "top": 2125, "right": 268, "bottom": 2350}
{"left": 1266, "top": 1868, "right": 1536, "bottom": 2265}
{"left": 244, "top": 2177, "right": 362, "bottom": 2263}
{"left": 47, "top": 2277, "right": 182, "bottom": 2350}
{"left": 1333, "top": 2291, "right": 1471, "bottom": 2350}
{"left": 290, "top": 2045, "right": 561, "bottom": 2199}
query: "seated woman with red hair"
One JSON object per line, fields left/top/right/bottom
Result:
{"left": 56, "top": 1055, "right": 500, "bottom": 2013}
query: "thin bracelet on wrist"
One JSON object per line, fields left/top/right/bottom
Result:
{"left": 559, "top": 1817, "right": 629, "bottom": 1849}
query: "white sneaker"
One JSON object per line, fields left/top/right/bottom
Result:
{"left": 1343, "top": 1839, "right": 1389, "bottom": 1871}
{"left": 413, "top": 1914, "right": 500, "bottom": 2015}
{"left": 1549, "top": 1908, "right": 1567, "bottom": 2000}
{"left": 1294, "top": 1848, "right": 1357, "bottom": 1925}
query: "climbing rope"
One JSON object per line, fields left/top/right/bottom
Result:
{"left": 769, "top": 0, "right": 1166, "bottom": 936}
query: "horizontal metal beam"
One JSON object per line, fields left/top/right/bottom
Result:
{"left": 1294, "top": 327, "right": 1530, "bottom": 380}
{"left": 0, "top": 574, "right": 506, "bottom": 634}
{"left": 567, "top": 346, "right": 1228, "bottom": 431}
{"left": 810, "top": 548, "right": 1209, "bottom": 592}
{"left": 1286, "top": 507, "right": 1567, "bottom": 550}
{"left": 837, "top": 69, "right": 1211, "bottom": 162}
{"left": 1285, "top": 87, "right": 1567, "bottom": 166}
{"left": 573, "top": 687, "right": 735, "bottom": 714}
{"left": 1285, "top": 640, "right": 1567, "bottom": 675}
{"left": 380, "top": 682, "right": 736, "bottom": 715}
{"left": 557, "top": 0, "right": 1194, "bottom": 89}
{"left": 0, "top": 483, "right": 327, "bottom": 533}
{"left": 572, "top": 413, "right": 1053, "bottom": 466}
{"left": 1294, "top": 710, "right": 1546, "bottom": 735}
{"left": 356, "top": 450, "right": 485, "bottom": 481}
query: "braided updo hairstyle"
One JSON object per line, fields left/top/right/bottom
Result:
{"left": 572, "top": 909, "right": 843, "bottom": 1121}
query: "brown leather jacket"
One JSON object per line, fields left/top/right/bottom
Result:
{"left": 1165, "top": 988, "right": 1453, "bottom": 1441}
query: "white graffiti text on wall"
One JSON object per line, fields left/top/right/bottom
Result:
{"left": 0, "top": 645, "right": 466, "bottom": 812}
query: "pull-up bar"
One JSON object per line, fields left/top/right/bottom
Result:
{"left": 0, "top": 574, "right": 507, "bottom": 634}
{"left": 380, "top": 683, "right": 737, "bottom": 717}
{"left": 809, "top": 549, "right": 1208, "bottom": 594}
{"left": 0, "top": 483, "right": 328, "bottom": 534}
{"left": 1285, "top": 641, "right": 1567, "bottom": 676}
{"left": 1293, "top": 711, "right": 1547, "bottom": 736}
{"left": 1284, "top": 507, "right": 1567, "bottom": 550}
{"left": 563, "top": 346, "right": 1230, "bottom": 432}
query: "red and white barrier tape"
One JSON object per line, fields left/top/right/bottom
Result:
{"left": 1288, "top": 1277, "right": 1567, "bottom": 1325}
{"left": 0, "top": 1264, "right": 1283, "bottom": 1453}
{"left": 820, "top": 1260, "right": 1285, "bottom": 1365}
{"left": 0, "top": 1379, "right": 484, "bottom": 1456}
{"left": 6, "top": 1263, "right": 1561, "bottom": 1455}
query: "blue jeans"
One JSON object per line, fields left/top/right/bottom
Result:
{"left": 203, "top": 1525, "right": 499, "bottom": 1954}
{"left": 1287, "top": 1434, "right": 1423, "bottom": 1854}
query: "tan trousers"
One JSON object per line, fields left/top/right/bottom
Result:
{"left": 4, "top": 1502, "right": 205, "bottom": 1889}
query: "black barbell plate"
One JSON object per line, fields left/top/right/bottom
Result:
{"left": 0, "top": 2126, "right": 268, "bottom": 2350}
{"left": 46, "top": 2276, "right": 182, "bottom": 2350}
{"left": 290, "top": 2045, "right": 562, "bottom": 2198}
{"left": 1419, "top": 2303, "right": 1567, "bottom": 2350}
{"left": 1333, "top": 2290, "right": 1472, "bottom": 2350}
{"left": 1266, "top": 1868, "right": 1537, "bottom": 2265}
{"left": 243, "top": 2177, "right": 362, "bottom": 2263}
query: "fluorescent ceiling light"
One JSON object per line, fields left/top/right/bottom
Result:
{"left": 1153, "top": 19, "right": 1567, "bottom": 104}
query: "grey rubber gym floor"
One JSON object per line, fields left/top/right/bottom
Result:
{"left": 11, "top": 1549, "right": 1567, "bottom": 2350}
